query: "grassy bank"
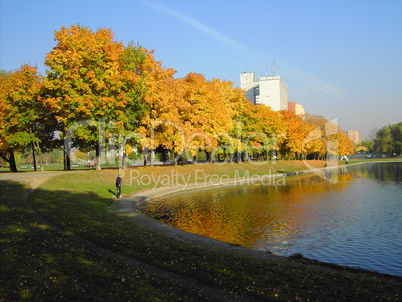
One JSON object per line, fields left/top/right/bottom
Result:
{"left": 1, "top": 160, "right": 401, "bottom": 301}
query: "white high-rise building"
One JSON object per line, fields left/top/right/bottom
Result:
{"left": 240, "top": 72, "right": 288, "bottom": 111}
{"left": 239, "top": 72, "right": 256, "bottom": 104}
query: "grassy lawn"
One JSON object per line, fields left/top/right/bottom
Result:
{"left": 1, "top": 160, "right": 401, "bottom": 301}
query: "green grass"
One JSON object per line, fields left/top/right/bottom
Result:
{"left": 348, "top": 158, "right": 402, "bottom": 164}
{"left": 1, "top": 160, "right": 402, "bottom": 301}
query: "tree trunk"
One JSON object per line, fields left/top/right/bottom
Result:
{"left": 9, "top": 150, "right": 18, "bottom": 172}
{"left": 206, "top": 151, "right": 212, "bottom": 163}
{"left": 39, "top": 150, "right": 45, "bottom": 172}
{"left": 96, "top": 143, "right": 102, "bottom": 170}
{"left": 63, "top": 131, "right": 72, "bottom": 171}
{"left": 64, "top": 144, "right": 71, "bottom": 171}
{"left": 121, "top": 152, "right": 127, "bottom": 170}
{"left": 34, "top": 141, "right": 45, "bottom": 172}
{"left": 32, "top": 143, "right": 37, "bottom": 172}
{"left": 0, "top": 149, "right": 18, "bottom": 172}
{"left": 150, "top": 149, "right": 154, "bottom": 167}
{"left": 66, "top": 151, "right": 71, "bottom": 170}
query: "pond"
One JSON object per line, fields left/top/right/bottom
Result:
{"left": 140, "top": 162, "right": 402, "bottom": 276}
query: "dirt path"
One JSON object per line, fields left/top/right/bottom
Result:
{"left": 0, "top": 171, "right": 72, "bottom": 189}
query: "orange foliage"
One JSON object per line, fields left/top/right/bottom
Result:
{"left": 2, "top": 24, "right": 357, "bottom": 169}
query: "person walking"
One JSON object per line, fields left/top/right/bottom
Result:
{"left": 116, "top": 174, "right": 122, "bottom": 198}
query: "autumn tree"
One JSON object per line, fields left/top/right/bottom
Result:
{"left": 1, "top": 22, "right": 372, "bottom": 175}
{"left": 224, "top": 90, "right": 286, "bottom": 162}
{"left": 0, "top": 65, "right": 49, "bottom": 172}
{"left": 0, "top": 70, "right": 14, "bottom": 170}
{"left": 219, "top": 86, "right": 248, "bottom": 162}
{"left": 302, "top": 115, "right": 355, "bottom": 160}
{"left": 278, "top": 110, "right": 310, "bottom": 159}
{"left": 206, "top": 82, "right": 258, "bottom": 163}
{"left": 301, "top": 115, "right": 329, "bottom": 159}
{"left": 336, "top": 131, "right": 355, "bottom": 156}
{"left": 139, "top": 72, "right": 235, "bottom": 165}
{"left": 136, "top": 48, "right": 182, "bottom": 166}
{"left": 238, "top": 105, "right": 283, "bottom": 161}
{"left": 43, "top": 25, "right": 146, "bottom": 170}
{"left": 178, "top": 74, "right": 233, "bottom": 163}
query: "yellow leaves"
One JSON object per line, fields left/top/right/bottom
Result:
{"left": 43, "top": 24, "right": 147, "bottom": 146}
{"left": 86, "top": 70, "right": 95, "bottom": 79}
{"left": 3, "top": 23, "right": 355, "bottom": 165}
{"left": 306, "top": 128, "right": 322, "bottom": 141}
{"left": 336, "top": 131, "right": 355, "bottom": 155}
{"left": 0, "top": 65, "right": 46, "bottom": 153}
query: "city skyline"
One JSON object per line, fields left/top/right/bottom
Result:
{"left": 1, "top": 0, "right": 402, "bottom": 139}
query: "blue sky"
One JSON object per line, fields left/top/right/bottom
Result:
{"left": 1, "top": 0, "right": 402, "bottom": 138}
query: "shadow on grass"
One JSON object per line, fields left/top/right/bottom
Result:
{"left": 108, "top": 188, "right": 117, "bottom": 197}
{"left": 0, "top": 180, "right": 208, "bottom": 301}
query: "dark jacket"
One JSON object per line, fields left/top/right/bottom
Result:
{"left": 116, "top": 176, "right": 122, "bottom": 187}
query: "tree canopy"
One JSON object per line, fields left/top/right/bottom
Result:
{"left": 374, "top": 122, "right": 402, "bottom": 155}
{"left": 0, "top": 65, "right": 49, "bottom": 172}
{"left": 0, "top": 24, "right": 359, "bottom": 171}
{"left": 42, "top": 25, "right": 147, "bottom": 170}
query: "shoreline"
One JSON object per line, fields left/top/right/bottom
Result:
{"left": 114, "top": 161, "right": 383, "bottom": 266}
{"left": 118, "top": 159, "right": 401, "bottom": 211}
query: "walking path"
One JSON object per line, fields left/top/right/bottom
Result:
{"left": 0, "top": 171, "right": 72, "bottom": 188}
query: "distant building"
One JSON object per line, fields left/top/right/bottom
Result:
{"left": 288, "top": 102, "right": 306, "bottom": 118}
{"left": 240, "top": 72, "right": 256, "bottom": 105}
{"left": 288, "top": 101, "right": 296, "bottom": 112}
{"left": 240, "top": 72, "right": 288, "bottom": 111}
{"left": 346, "top": 130, "right": 360, "bottom": 144}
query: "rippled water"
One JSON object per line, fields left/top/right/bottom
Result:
{"left": 141, "top": 162, "right": 402, "bottom": 276}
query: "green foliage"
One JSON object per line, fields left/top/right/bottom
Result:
{"left": 358, "top": 139, "right": 375, "bottom": 152}
{"left": 374, "top": 122, "right": 402, "bottom": 155}
{"left": 0, "top": 65, "right": 52, "bottom": 171}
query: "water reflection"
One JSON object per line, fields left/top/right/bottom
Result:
{"left": 141, "top": 162, "right": 402, "bottom": 276}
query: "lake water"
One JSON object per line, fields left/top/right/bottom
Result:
{"left": 140, "top": 162, "right": 402, "bottom": 276}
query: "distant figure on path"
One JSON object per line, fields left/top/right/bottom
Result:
{"left": 116, "top": 174, "right": 122, "bottom": 198}
{"left": 341, "top": 155, "right": 349, "bottom": 165}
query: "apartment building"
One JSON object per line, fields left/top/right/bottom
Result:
{"left": 240, "top": 72, "right": 288, "bottom": 111}
{"left": 288, "top": 101, "right": 306, "bottom": 117}
{"left": 346, "top": 130, "right": 360, "bottom": 144}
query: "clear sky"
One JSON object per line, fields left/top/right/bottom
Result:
{"left": 1, "top": 0, "right": 402, "bottom": 139}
